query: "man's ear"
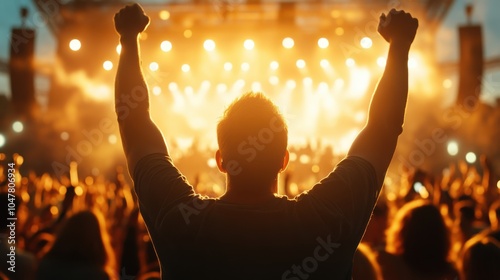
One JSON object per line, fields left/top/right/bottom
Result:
{"left": 215, "top": 150, "right": 227, "bottom": 173}
{"left": 280, "top": 150, "right": 290, "bottom": 172}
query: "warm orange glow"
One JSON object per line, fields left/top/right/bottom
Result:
{"left": 243, "top": 39, "right": 255, "bottom": 50}
{"left": 159, "top": 10, "right": 170, "bottom": 20}
{"left": 270, "top": 61, "right": 279, "bottom": 70}
{"left": 296, "top": 59, "right": 306, "bottom": 69}
{"left": 103, "top": 60, "right": 113, "bottom": 71}
{"left": 318, "top": 38, "right": 329, "bottom": 48}
{"left": 204, "top": 39, "right": 216, "bottom": 51}
{"left": 360, "top": 37, "right": 373, "bottom": 49}
{"left": 161, "top": 40, "right": 172, "bottom": 52}
{"left": 181, "top": 64, "right": 190, "bottom": 72}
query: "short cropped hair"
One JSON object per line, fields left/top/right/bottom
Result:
{"left": 217, "top": 92, "right": 288, "bottom": 182}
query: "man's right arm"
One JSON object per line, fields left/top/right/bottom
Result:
{"left": 347, "top": 10, "right": 418, "bottom": 188}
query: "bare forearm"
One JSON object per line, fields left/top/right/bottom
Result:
{"left": 367, "top": 42, "right": 410, "bottom": 135}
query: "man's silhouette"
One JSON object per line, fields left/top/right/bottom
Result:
{"left": 114, "top": 4, "right": 418, "bottom": 279}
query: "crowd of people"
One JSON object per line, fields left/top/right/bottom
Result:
{"left": 1, "top": 148, "right": 499, "bottom": 279}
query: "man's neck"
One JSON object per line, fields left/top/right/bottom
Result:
{"left": 220, "top": 189, "right": 276, "bottom": 204}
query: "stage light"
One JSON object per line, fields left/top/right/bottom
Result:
{"left": 269, "top": 76, "right": 279, "bottom": 85}
{"left": 299, "top": 154, "right": 310, "bottom": 164}
{"left": 345, "top": 58, "right": 355, "bottom": 67}
{"left": 207, "top": 158, "right": 217, "bottom": 168}
{"left": 69, "top": 39, "right": 81, "bottom": 51}
{"left": 185, "top": 86, "right": 194, "bottom": 95}
{"left": 116, "top": 44, "right": 121, "bottom": 55}
{"left": 241, "top": 62, "right": 250, "bottom": 71}
{"left": 497, "top": 180, "right": 500, "bottom": 189}
{"left": 465, "top": 152, "right": 477, "bottom": 164}
{"left": 103, "top": 60, "right": 113, "bottom": 71}
{"left": 282, "top": 37, "right": 294, "bottom": 49}
{"left": 152, "top": 86, "right": 162, "bottom": 96}
{"left": 204, "top": 39, "right": 216, "bottom": 51}
{"left": 168, "top": 82, "right": 178, "bottom": 91}
{"left": 251, "top": 82, "right": 262, "bottom": 92}
{"left": 447, "top": 141, "right": 459, "bottom": 156}
{"left": 181, "top": 64, "right": 190, "bottom": 72}
{"left": 216, "top": 83, "right": 227, "bottom": 94}
{"left": 184, "top": 29, "right": 192, "bottom": 38}
{"left": 296, "top": 59, "right": 306, "bottom": 69}
{"left": 360, "top": 37, "right": 372, "bottom": 49}
{"left": 320, "top": 59, "right": 330, "bottom": 68}
{"left": 335, "top": 27, "right": 344, "bottom": 36}
{"left": 12, "top": 121, "right": 24, "bottom": 133}
{"left": 377, "top": 56, "right": 386, "bottom": 68}
{"left": 159, "top": 10, "right": 170, "bottom": 20}
{"left": 108, "top": 134, "right": 118, "bottom": 144}
{"left": 318, "top": 38, "right": 329, "bottom": 49}
{"left": 318, "top": 82, "right": 329, "bottom": 93}
{"left": 285, "top": 80, "right": 296, "bottom": 89}
{"left": 334, "top": 78, "right": 344, "bottom": 89}
{"left": 244, "top": 39, "right": 255, "bottom": 50}
{"left": 0, "top": 134, "right": 5, "bottom": 148}
{"left": 303, "top": 77, "right": 313, "bottom": 86}
{"left": 149, "top": 62, "right": 159, "bottom": 72}
{"left": 60, "top": 132, "right": 69, "bottom": 141}
{"left": 270, "top": 61, "right": 279, "bottom": 70}
{"left": 330, "top": 10, "right": 341, "bottom": 18}
{"left": 224, "top": 62, "right": 232, "bottom": 71}
{"left": 443, "top": 79, "right": 452, "bottom": 89}
{"left": 161, "top": 40, "right": 172, "bottom": 52}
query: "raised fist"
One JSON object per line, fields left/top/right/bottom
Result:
{"left": 114, "top": 3, "right": 150, "bottom": 37}
{"left": 378, "top": 9, "right": 418, "bottom": 46}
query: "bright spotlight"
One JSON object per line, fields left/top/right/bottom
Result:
{"left": 243, "top": 39, "right": 255, "bottom": 50}
{"left": 377, "top": 56, "right": 386, "bottom": 68}
{"left": 152, "top": 86, "right": 162, "bottom": 96}
{"left": 345, "top": 58, "right": 355, "bottom": 67}
{"left": 216, "top": 83, "right": 227, "bottom": 94}
{"left": 303, "top": 77, "right": 313, "bottom": 86}
{"left": 204, "top": 39, "right": 216, "bottom": 51}
{"left": 0, "top": 134, "right": 5, "bottom": 148}
{"left": 181, "top": 64, "right": 190, "bottom": 72}
{"left": 116, "top": 44, "right": 121, "bottom": 55}
{"left": 161, "top": 40, "right": 172, "bottom": 52}
{"left": 269, "top": 76, "right": 279, "bottom": 85}
{"left": 12, "top": 121, "right": 23, "bottom": 133}
{"left": 270, "top": 61, "right": 279, "bottom": 70}
{"left": 108, "top": 134, "right": 118, "bottom": 144}
{"left": 224, "top": 62, "right": 232, "bottom": 71}
{"left": 168, "top": 82, "right": 178, "bottom": 91}
{"left": 285, "top": 80, "right": 296, "bottom": 89}
{"left": 320, "top": 59, "right": 330, "bottom": 68}
{"left": 282, "top": 37, "right": 294, "bottom": 49}
{"left": 159, "top": 10, "right": 170, "bottom": 20}
{"left": 69, "top": 39, "right": 81, "bottom": 51}
{"left": 447, "top": 141, "right": 459, "bottom": 156}
{"left": 497, "top": 180, "right": 500, "bottom": 189}
{"left": 60, "top": 132, "right": 69, "bottom": 141}
{"left": 318, "top": 38, "right": 329, "bottom": 49}
{"left": 241, "top": 62, "right": 250, "bottom": 72}
{"left": 360, "top": 37, "right": 373, "bottom": 49}
{"left": 296, "top": 59, "right": 306, "bottom": 69}
{"left": 103, "top": 60, "right": 113, "bottom": 71}
{"left": 149, "top": 62, "right": 159, "bottom": 72}
{"left": 184, "top": 29, "right": 192, "bottom": 38}
{"left": 443, "top": 79, "right": 452, "bottom": 89}
{"left": 465, "top": 152, "right": 477, "bottom": 164}
{"left": 251, "top": 82, "right": 262, "bottom": 92}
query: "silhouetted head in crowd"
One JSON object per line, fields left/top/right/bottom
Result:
{"left": 460, "top": 235, "right": 500, "bottom": 280}
{"left": 386, "top": 200, "right": 451, "bottom": 275}
{"left": 216, "top": 92, "right": 289, "bottom": 194}
{"left": 43, "top": 210, "right": 116, "bottom": 276}
{"left": 363, "top": 196, "right": 389, "bottom": 248}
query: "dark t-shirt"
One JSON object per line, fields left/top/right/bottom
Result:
{"left": 133, "top": 154, "right": 379, "bottom": 280}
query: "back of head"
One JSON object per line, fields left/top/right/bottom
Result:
{"left": 45, "top": 210, "right": 114, "bottom": 269}
{"left": 386, "top": 200, "right": 451, "bottom": 275}
{"left": 461, "top": 236, "right": 500, "bottom": 280}
{"left": 217, "top": 92, "right": 288, "bottom": 186}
